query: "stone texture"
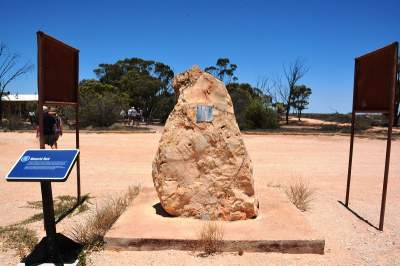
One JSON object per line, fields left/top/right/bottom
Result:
{"left": 152, "top": 66, "right": 258, "bottom": 221}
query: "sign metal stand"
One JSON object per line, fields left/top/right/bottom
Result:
{"left": 5, "top": 31, "right": 82, "bottom": 264}
{"left": 345, "top": 42, "right": 398, "bottom": 231}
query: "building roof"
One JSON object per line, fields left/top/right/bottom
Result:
{"left": 1, "top": 94, "right": 38, "bottom": 102}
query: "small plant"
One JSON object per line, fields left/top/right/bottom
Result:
{"left": 0, "top": 225, "right": 38, "bottom": 259}
{"left": 198, "top": 221, "right": 224, "bottom": 256}
{"left": 285, "top": 179, "right": 314, "bottom": 211}
{"left": 70, "top": 186, "right": 140, "bottom": 264}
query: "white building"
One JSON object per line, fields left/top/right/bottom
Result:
{"left": 1, "top": 93, "right": 38, "bottom": 117}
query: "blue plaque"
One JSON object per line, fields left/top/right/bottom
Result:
{"left": 196, "top": 105, "right": 213, "bottom": 123}
{"left": 5, "top": 149, "right": 79, "bottom": 182}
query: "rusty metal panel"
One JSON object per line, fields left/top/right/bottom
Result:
{"left": 37, "top": 31, "right": 79, "bottom": 104}
{"left": 354, "top": 42, "right": 398, "bottom": 113}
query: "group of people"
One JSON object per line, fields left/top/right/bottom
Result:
{"left": 36, "top": 106, "right": 63, "bottom": 149}
{"left": 120, "top": 106, "right": 143, "bottom": 126}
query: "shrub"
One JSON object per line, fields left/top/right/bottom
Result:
{"left": 4, "top": 115, "right": 24, "bottom": 131}
{"left": 80, "top": 91, "right": 128, "bottom": 128}
{"left": 355, "top": 115, "right": 372, "bottom": 130}
{"left": 151, "top": 95, "right": 176, "bottom": 123}
{"left": 285, "top": 179, "right": 314, "bottom": 211}
{"left": 320, "top": 124, "right": 341, "bottom": 132}
{"left": 70, "top": 186, "right": 139, "bottom": 247}
{"left": 244, "top": 99, "right": 278, "bottom": 129}
{"left": 228, "top": 84, "right": 253, "bottom": 129}
{"left": 197, "top": 221, "right": 224, "bottom": 255}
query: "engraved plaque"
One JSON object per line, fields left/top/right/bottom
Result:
{"left": 196, "top": 105, "right": 213, "bottom": 122}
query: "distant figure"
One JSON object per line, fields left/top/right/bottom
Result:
{"left": 53, "top": 111, "right": 63, "bottom": 149}
{"left": 28, "top": 111, "right": 36, "bottom": 126}
{"left": 135, "top": 108, "right": 142, "bottom": 125}
{"left": 127, "top": 107, "right": 133, "bottom": 125}
{"left": 139, "top": 109, "right": 144, "bottom": 122}
{"left": 128, "top": 106, "right": 137, "bottom": 126}
{"left": 37, "top": 106, "right": 56, "bottom": 149}
{"left": 120, "top": 109, "right": 126, "bottom": 124}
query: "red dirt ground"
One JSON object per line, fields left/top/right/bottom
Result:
{"left": 0, "top": 131, "right": 399, "bottom": 265}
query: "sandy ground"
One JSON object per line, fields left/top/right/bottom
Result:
{"left": 0, "top": 131, "right": 400, "bottom": 265}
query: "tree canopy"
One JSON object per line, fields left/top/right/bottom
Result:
{"left": 93, "top": 58, "right": 175, "bottom": 122}
{"left": 205, "top": 58, "right": 238, "bottom": 84}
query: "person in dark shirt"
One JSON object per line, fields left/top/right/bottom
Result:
{"left": 42, "top": 106, "right": 56, "bottom": 148}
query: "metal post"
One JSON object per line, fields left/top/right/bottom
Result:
{"left": 37, "top": 32, "right": 45, "bottom": 150}
{"left": 378, "top": 44, "right": 397, "bottom": 231}
{"left": 345, "top": 111, "right": 356, "bottom": 206}
{"left": 40, "top": 181, "right": 57, "bottom": 259}
{"left": 379, "top": 115, "right": 393, "bottom": 230}
{"left": 75, "top": 104, "right": 81, "bottom": 202}
{"left": 345, "top": 60, "right": 358, "bottom": 207}
{"left": 75, "top": 50, "right": 81, "bottom": 203}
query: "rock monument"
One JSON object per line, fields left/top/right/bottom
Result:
{"left": 152, "top": 66, "right": 258, "bottom": 221}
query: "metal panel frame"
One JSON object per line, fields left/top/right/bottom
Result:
{"left": 36, "top": 31, "right": 81, "bottom": 260}
{"left": 345, "top": 42, "right": 398, "bottom": 231}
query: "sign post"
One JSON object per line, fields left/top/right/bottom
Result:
{"left": 345, "top": 42, "right": 398, "bottom": 231}
{"left": 3, "top": 31, "right": 82, "bottom": 264}
{"left": 35, "top": 31, "right": 81, "bottom": 263}
{"left": 5, "top": 149, "right": 81, "bottom": 263}
{"left": 37, "top": 31, "right": 81, "bottom": 201}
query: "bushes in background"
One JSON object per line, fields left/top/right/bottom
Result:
{"left": 244, "top": 99, "right": 278, "bottom": 129}
{"left": 227, "top": 83, "right": 278, "bottom": 130}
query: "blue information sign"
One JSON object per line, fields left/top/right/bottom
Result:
{"left": 5, "top": 149, "right": 79, "bottom": 182}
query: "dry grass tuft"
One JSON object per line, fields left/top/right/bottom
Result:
{"left": 20, "top": 194, "right": 92, "bottom": 225}
{"left": 197, "top": 221, "right": 224, "bottom": 256}
{"left": 0, "top": 225, "right": 38, "bottom": 259}
{"left": 70, "top": 186, "right": 140, "bottom": 247}
{"left": 285, "top": 179, "right": 314, "bottom": 211}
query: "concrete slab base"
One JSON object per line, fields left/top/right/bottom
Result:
{"left": 104, "top": 187, "right": 325, "bottom": 254}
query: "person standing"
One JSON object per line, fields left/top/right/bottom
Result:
{"left": 127, "top": 107, "right": 133, "bottom": 126}
{"left": 53, "top": 111, "right": 63, "bottom": 149}
{"left": 120, "top": 109, "right": 126, "bottom": 124}
{"left": 37, "top": 106, "right": 57, "bottom": 149}
{"left": 131, "top": 107, "right": 138, "bottom": 126}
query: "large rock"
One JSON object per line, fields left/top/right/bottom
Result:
{"left": 152, "top": 66, "right": 258, "bottom": 221}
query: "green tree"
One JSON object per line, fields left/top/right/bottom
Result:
{"left": 227, "top": 83, "right": 253, "bottom": 128}
{"left": 78, "top": 80, "right": 129, "bottom": 127}
{"left": 120, "top": 72, "right": 163, "bottom": 121}
{"left": 291, "top": 85, "right": 312, "bottom": 121}
{"left": 205, "top": 58, "right": 238, "bottom": 84}
{"left": 93, "top": 58, "right": 174, "bottom": 122}
{"left": 277, "top": 58, "right": 309, "bottom": 124}
{"left": 227, "top": 82, "right": 277, "bottom": 129}
{"left": 244, "top": 98, "right": 278, "bottom": 129}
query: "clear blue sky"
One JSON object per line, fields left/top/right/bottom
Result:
{"left": 1, "top": 0, "right": 399, "bottom": 113}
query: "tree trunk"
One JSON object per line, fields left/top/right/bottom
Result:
{"left": 298, "top": 110, "right": 301, "bottom": 121}
{"left": 285, "top": 91, "right": 292, "bottom": 124}
{"left": 0, "top": 99, "right": 3, "bottom": 125}
{"left": 285, "top": 104, "right": 290, "bottom": 124}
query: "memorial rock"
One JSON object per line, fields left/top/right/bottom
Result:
{"left": 152, "top": 66, "right": 258, "bottom": 221}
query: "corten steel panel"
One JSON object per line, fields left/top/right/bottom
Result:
{"left": 354, "top": 42, "right": 398, "bottom": 113}
{"left": 38, "top": 31, "right": 79, "bottom": 104}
